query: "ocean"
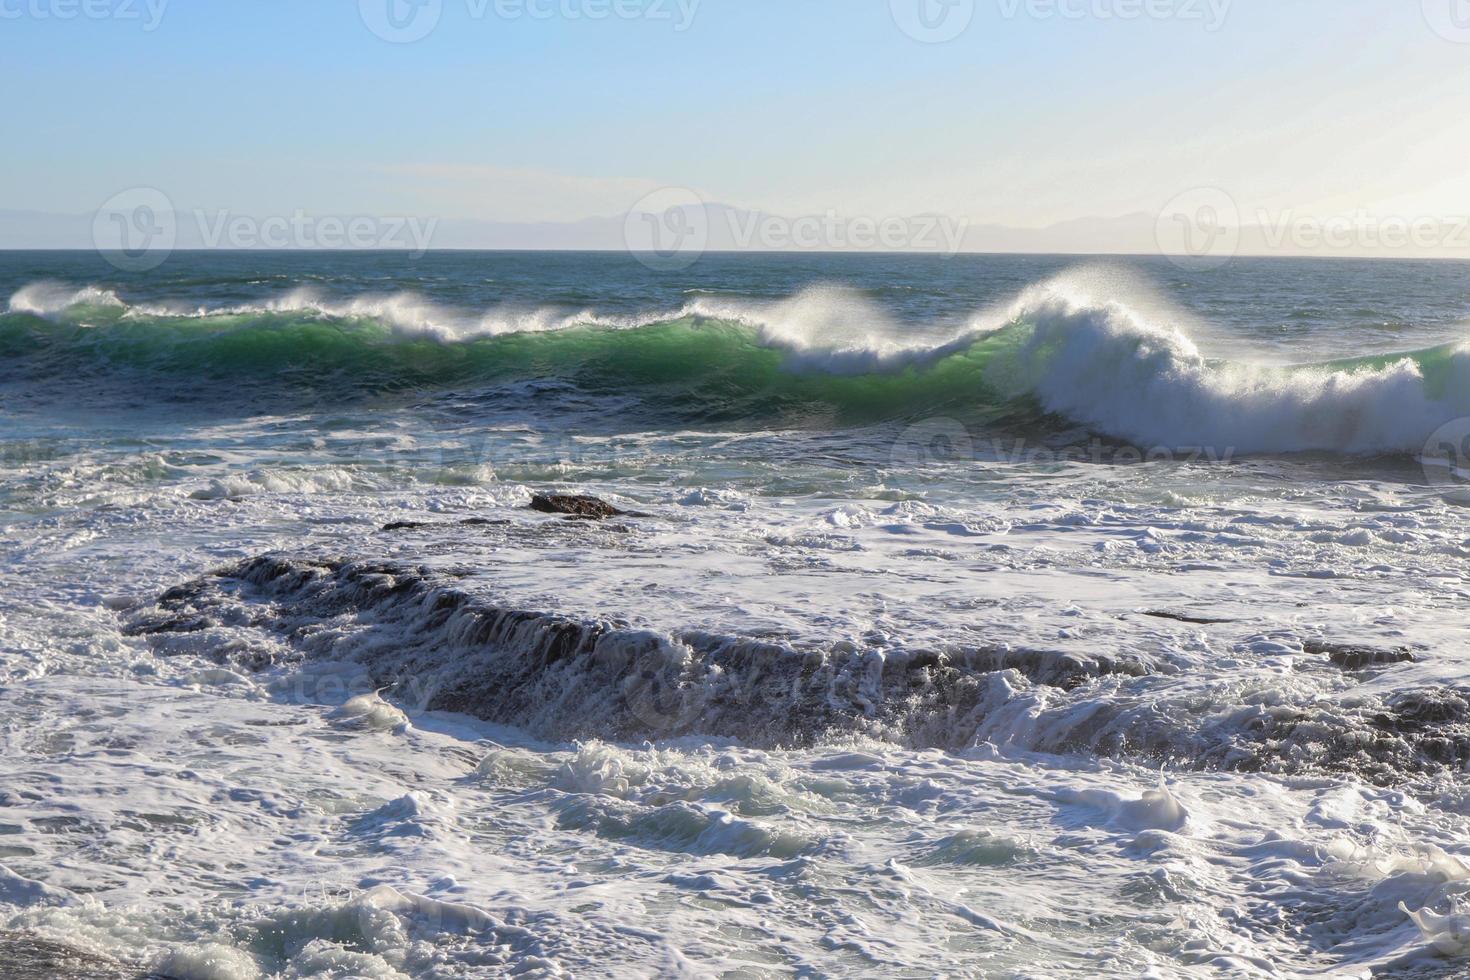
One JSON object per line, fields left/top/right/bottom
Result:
{"left": 2, "top": 249, "right": 1469, "bottom": 977}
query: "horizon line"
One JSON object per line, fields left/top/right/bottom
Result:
{"left": 2, "top": 247, "right": 1468, "bottom": 264}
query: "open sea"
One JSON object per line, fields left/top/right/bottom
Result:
{"left": 3, "top": 249, "right": 1470, "bottom": 977}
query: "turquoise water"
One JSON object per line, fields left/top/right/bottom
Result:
{"left": 4, "top": 251, "right": 1470, "bottom": 449}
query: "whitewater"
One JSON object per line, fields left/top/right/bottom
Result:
{"left": 2, "top": 250, "right": 1470, "bottom": 978}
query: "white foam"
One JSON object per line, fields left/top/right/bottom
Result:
{"left": 189, "top": 467, "right": 361, "bottom": 501}
{"left": 1403, "top": 903, "right": 1470, "bottom": 956}
{"left": 330, "top": 692, "right": 411, "bottom": 732}
{"left": 8, "top": 281, "right": 124, "bottom": 316}
{"left": 129, "top": 286, "right": 633, "bottom": 342}
{"left": 153, "top": 944, "right": 262, "bottom": 980}
{"left": 993, "top": 279, "right": 1470, "bottom": 454}
{"left": 687, "top": 285, "right": 965, "bottom": 373}
{"left": 0, "top": 866, "right": 77, "bottom": 908}
{"left": 1057, "top": 779, "right": 1191, "bottom": 833}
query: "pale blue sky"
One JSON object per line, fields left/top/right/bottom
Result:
{"left": 4, "top": 0, "right": 1469, "bottom": 244}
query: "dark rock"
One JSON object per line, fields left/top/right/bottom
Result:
{"left": 1375, "top": 688, "right": 1469, "bottom": 729}
{"left": 1306, "top": 641, "right": 1416, "bottom": 671}
{"left": 529, "top": 494, "right": 623, "bottom": 520}
{"left": 0, "top": 932, "right": 136, "bottom": 979}
{"left": 382, "top": 518, "right": 510, "bottom": 532}
{"left": 125, "top": 555, "right": 1150, "bottom": 754}
{"left": 1141, "top": 610, "right": 1235, "bottom": 625}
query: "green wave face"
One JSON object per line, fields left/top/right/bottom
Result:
{"left": 3, "top": 300, "right": 1463, "bottom": 452}
{"left": 0, "top": 307, "right": 1033, "bottom": 425}
{"left": 1328, "top": 342, "right": 1464, "bottom": 401}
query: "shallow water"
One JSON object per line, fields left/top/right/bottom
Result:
{"left": 2, "top": 250, "right": 1470, "bottom": 977}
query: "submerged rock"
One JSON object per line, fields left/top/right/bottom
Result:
{"left": 529, "top": 494, "right": 624, "bottom": 520}
{"left": 0, "top": 932, "right": 134, "bottom": 980}
{"left": 1306, "top": 641, "right": 1417, "bottom": 671}
{"left": 381, "top": 518, "right": 511, "bottom": 532}
{"left": 1141, "top": 610, "right": 1235, "bottom": 625}
{"left": 126, "top": 556, "right": 1470, "bottom": 788}
{"left": 125, "top": 555, "right": 1149, "bottom": 753}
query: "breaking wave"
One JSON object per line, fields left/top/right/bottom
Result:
{"left": 6, "top": 279, "right": 1469, "bottom": 453}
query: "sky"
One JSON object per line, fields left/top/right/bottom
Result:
{"left": 4, "top": 0, "right": 1470, "bottom": 254}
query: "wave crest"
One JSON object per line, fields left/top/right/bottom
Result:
{"left": 998, "top": 285, "right": 1470, "bottom": 453}
{"left": 6, "top": 277, "right": 1469, "bottom": 454}
{"left": 8, "top": 281, "right": 125, "bottom": 316}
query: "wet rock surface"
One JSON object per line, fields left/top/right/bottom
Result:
{"left": 123, "top": 555, "right": 1144, "bottom": 753}
{"left": 1306, "top": 640, "right": 1417, "bottom": 671}
{"left": 1140, "top": 610, "right": 1236, "bottom": 625}
{"left": 123, "top": 555, "right": 1463, "bottom": 789}
{"left": 529, "top": 494, "right": 625, "bottom": 519}
{"left": 0, "top": 933, "right": 138, "bottom": 979}
{"left": 382, "top": 518, "right": 510, "bottom": 532}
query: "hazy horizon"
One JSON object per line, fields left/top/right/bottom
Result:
{"left": 4, "top": 1, "right": 1470, "bottom": 261}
